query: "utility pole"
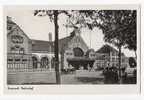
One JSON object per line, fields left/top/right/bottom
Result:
{"left": 54, "top": 10, "right": 61, "bottom": 84}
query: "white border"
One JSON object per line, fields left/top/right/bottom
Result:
{"left": 3, "top": 5, "right": 141, "bottom": 94}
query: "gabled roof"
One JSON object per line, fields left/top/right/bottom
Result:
{"left": 95, "top": 44, "right": 118, "bottom": 54}
{"left": 85, "top": 49, "right": 95, "bottom": 57}
{"left": 7, "top": 16, "right": 30, "bottom": 40}
{"left": 7, "top": 16, "right": 16, "bottom": 25}
{"left": 96, "top": 44, "right": 125, "bottom": 56}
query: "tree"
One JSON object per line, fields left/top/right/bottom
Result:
{"left": 75, "top": 10, "right": 136, "bottom": 82}
{"left": 34, "top": 10, "right": 137, "bottom": 84}
{"left": 95, "top": 10, "right": 137, "bottom": 82}
{"left": 34, "top": 10, "right": 71, "bottom": 84}
{"left": 124, "top": 11, "right": 137, "bottom": 58}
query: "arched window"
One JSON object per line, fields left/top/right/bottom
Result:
{"left": 19, "top": 48, "right": 24, "bottom": 54}
{"left": 41, "top": 57, "right": 49, "bottom": 68}
{"left": 32, "top": 56, "right": 38, "bottom": 69}
{"left": 73, "top": 47, "right": 84, "bottom": 57}
{"left": 11, "top": 47, "right": 15, "bottom": 54}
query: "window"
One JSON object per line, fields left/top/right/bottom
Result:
{"left": 8, "top": 59, "right": 13, "bottom": 61}
{"left": 41, "top": 57, "right": 49, "bottom": 68}
{"left": 10, "top": 46, "right": 25, "bottom": 54}
{"left": 11, "top": 35, "right": 24, "bottom": 44}
{"left": 7, "top": 26, "right": 12, "bottom": 30}
{"left": 19, "top": 48, "right": 24, "bottom": 54}
{"left": 15, "top": 59, "right": 20, "bottom": 61}
{"left": 11, "top": 47, "right": 15, "bottom": 53}
{"left": 73, "top": 47, "right": 84, "bottom": 57}
{"left": 22, "top": 59, "right": 27, "bottom": 62}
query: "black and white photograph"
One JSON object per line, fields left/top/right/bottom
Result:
{"left": 5, "top": 6, "right": 139, "bottom": 87}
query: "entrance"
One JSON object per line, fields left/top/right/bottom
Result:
{"left": 32, "top": 56, "right": 38, "bottom": 68}
{"left": 41, "top": 57, "right": 49, "bottom": 68}
{"left": 73, "top": 47, "right": 84, "bottom": 57}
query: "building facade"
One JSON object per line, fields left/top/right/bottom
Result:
{"left": 7, "top": 17, "right": 128, "bottom": 71}
{"left": 7, "top": 17, "right": 96, "bottom": 70}
{"left": 95, "top": 44, "right": 129, "bottom": 69}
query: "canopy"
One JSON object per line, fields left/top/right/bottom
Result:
{"left": 67, "top": 57, "right": 95, "bottom": 70}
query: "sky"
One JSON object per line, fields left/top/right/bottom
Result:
{"left": 6, "top": 9, "right": 135, "bottom": 57}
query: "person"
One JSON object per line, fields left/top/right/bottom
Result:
{"left": 121, "top": 67, "right": 127, "bottom": 84}
{"left": 133, "top": 69, "right": 137, "bottom": 84}
{"left": 103, "top": 66, "right": 119, "bottom": 84}
{"left": 79, "top": 65, "right": 84, "bottom": 70}
{"left": 103, "top": 67, "right": 110, "bottom": 84}
{"left": 113, "top": 68, "right": 119, "bottom": 84}
{"left": 87, "top": 64, "right": 91, "bottom": 71}
{"left": 69, "top": 65, "right": 75, "bottom": 74}
{"left": 108, "top": 67, "right": 114, "bottom": 83}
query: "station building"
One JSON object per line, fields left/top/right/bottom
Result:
{"left": 95, "top": 44, "right": 129, "bottom": 69}
{"left": 7, "top": 17, "right": 128, "bottom": 70}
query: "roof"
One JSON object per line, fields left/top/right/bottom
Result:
{"left": 7, "top": 16, "right": 30, "bottom": 40}
{"left": 96, "top": 44, "right": 118, "bottom": 54}
{"left": 31, "top": 39, "right": 54, "bottom": 52}
{"left": 7, "top": 17, "right": 90, "bottom": 54}
{"left": 85, "top": 49, "right": 95, "bottom": 57}
{"left": 31, "top": 36, "right": 73, "bottom": 53}
{"left": 58, "top": 36, "right": 73, "bottom": 53}
{"left": 7, "top": 17, "right": 73, "bottom": 53}
{"left": 7, "top": 16, "right": 16, "bottom": 25}
{"left": 96, "top": 44, "right": 125, "bottom": 56}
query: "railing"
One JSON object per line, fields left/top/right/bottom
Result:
{"left": 7, "top": 66, "right": 55, "bottom": 72}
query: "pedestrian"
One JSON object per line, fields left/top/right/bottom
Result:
{"left": 121, "top": 67, "right": 127, "bottom": 84}
{"left": 113, "top": 69, "right": 119, "bottom": 84}
{"left": 103, "top": 67, "right": 110, "bottom": 84}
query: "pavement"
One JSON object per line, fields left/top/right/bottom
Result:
{"left": 61, "top": 70, "right": 104, "bottom": 84}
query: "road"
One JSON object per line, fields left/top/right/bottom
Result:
{"left": 61, "top": 70, "right": 104, "bottom": 84}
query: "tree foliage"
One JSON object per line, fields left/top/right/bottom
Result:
{"left": 95, "top": 10, "right": 136, "bottom": 49}
{"left": 34, "top": 10, "right": 137, "bottom": 53}
{"left": 73, "top": 10, "right": 137, "bottom": 52}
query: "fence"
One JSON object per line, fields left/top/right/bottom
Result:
{"left": 7, "top": 53, "right": 54, "bottom": 71}
{"left": 7, "top": 53, "right": 56, "bottom": 84}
